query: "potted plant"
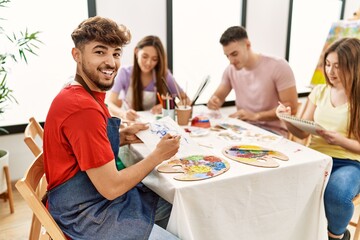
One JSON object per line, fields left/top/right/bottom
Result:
{"left": 0, "top": 0, "right": 42, "bottom": 211}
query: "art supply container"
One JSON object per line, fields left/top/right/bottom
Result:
{"left": 163, "top": 108, "right": 175, "bottom": 120}
{"left": 176, "top": 106, "right": 192, "bottom": 125}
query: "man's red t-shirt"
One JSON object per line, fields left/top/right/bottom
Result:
{"left": 43, "top": 85, "right": 114, "bottom": 190}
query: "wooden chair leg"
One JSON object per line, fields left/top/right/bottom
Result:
{"left": 350, "top": 195, "right": 360, "bottom": 240}
{"left": 29, "top": 214, "right": 41, "bottom": 240}
{"left": 353, "top": 214, "right": 360, "bottom": 240}
{"left": 4, "top": 166, "right": 14, "bottom": 213}
{"left": 27, "top": 175, "right": 49, "bottom": 240}
{"left": 28, "top": 175, "right": 49, "bottom": 240}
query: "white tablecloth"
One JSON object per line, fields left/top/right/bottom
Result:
{"left": 131, "top": 106, "right": 332, "bottom": 240}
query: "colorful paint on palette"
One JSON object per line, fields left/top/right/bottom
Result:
{"left": 157, "top": 155, "right": 230, "bottom": 181}
{"left": 222, "top": 145, "right": 288, "bottom": 168}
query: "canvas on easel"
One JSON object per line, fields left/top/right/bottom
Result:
{"left": 310, "top": 19, "right": 360, "bottom": 85}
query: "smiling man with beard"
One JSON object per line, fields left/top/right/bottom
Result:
{"left": 43, "top": 16, "right": 180, "bottom": 240}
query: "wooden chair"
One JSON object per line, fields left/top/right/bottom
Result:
{"left": 15, "top": 152, "right": 66, "bottom": 240}
{"left": 349, "top": 195, "right": 360, "bottom": 240}
{"left": 23, "top": 117, "right": 49, "bottom": 240}
{"left": 24, "top": 117, "right": 44, "bottom": 157}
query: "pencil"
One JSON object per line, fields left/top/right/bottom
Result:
{"left": 157, "top": 92, "right": 163, "bottom": 107}
{"left": 278, "top": 101, "right": 285, "bottom": 108}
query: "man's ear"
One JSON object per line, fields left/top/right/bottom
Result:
{"left": 72, "top": 47, "right": 80, "bottom": 62}
{"left": 245, "top": 39, "right": 251, "bottom": 49}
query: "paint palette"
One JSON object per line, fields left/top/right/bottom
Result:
{"left": 157, "top": 155, "right": 230, "bottom": 181}
{"left": 222, "top": 145, "right": 288, "bottom": 168}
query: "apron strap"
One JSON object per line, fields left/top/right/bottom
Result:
{"left": 75, "top": 74, "right": 103, "bottom": 107}
{"left": 74, "top": 74, "right": 125, "bottom": 170}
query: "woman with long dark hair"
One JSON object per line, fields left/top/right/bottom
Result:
{"left": 277, "top": 38, "right": 360, "bottom": 240}
{"left": 107, "top": 35, "right": 189, "bottom": 120}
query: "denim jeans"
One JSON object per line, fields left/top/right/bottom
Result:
{"left": 149, "top": 197, "right": 180, "bottom": 240}
{"left": 325, "top": 158, "right": 360, "bottom": 235}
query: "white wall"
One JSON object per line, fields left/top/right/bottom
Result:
{"left": 172, "top": 0, "right": 241, "bottom": 104}
{"left": 247, "top": 0, "right": 289, "bottom": 58}
{"left": 0, "top": 133, "right": 35, "bottom": 181}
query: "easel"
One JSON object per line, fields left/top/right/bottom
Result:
{"left": 310, "top": 8, "right": 360, "bottom": 85}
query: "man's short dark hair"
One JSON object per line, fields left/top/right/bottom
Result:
{"left": 71, "top": 16, "right": 131, "bottom": 49}
{"left": 219, "top": 26, "right": 248, "bottom": 46}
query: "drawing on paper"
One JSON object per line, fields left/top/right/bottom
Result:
{"left": 222, "top": 145, "right": 288, "bottom": 168}
{"left": 157, "top": 155, "right": 230, "bottom": 181}
{"left": 149, "top": 121, "right": 182, "bottom": 139}
{"left": 136, "top": 116, "right": 206, "bottom": 156}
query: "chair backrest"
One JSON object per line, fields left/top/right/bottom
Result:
{"left": 15, "top": 153, "right": 67, "bottom": 240}
{"left": 24, "top": 117, "right": 44, "bottom": 157}
{"left": 24, "top": 117, "right": 48, "bottom": 240}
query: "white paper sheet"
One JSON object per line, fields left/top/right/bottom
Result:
{"left": 278, "top": 114, "right": 325, "bottom": 136}
{"left": 136, "top": 116, "right": 209, "bottom": 157}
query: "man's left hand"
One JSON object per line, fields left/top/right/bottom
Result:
{"left": 120, "top": 122, "right": 149, "bottom": 145}
{"left": 229, "top": 109, "right": 258, "bottom": 121}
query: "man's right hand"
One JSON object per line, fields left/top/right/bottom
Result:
{"left": 153, "top": 134, "right": 180, "bottom": 162}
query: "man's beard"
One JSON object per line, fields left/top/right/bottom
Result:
{"left": 82, "top": 64, "right": 116, "bottom": 91}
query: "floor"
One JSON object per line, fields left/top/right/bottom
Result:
{"left": 0, "top": 186, "right": 359, "bottom": 240}
{"left": 0, "top": 186, "right": 32, "bottom": 240}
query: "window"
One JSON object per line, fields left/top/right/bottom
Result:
{"left": 0, "top": 0, "right": 88, "bottom": 127}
